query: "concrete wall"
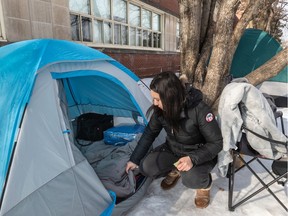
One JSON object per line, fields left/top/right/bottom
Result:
{"left": 1, "top": 0, "right": 71, "bottom": 41}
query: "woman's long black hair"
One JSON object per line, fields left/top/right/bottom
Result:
{"left": 148, "top": 71, "right": 186, "bottom": 131}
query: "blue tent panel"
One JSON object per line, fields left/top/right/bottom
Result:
{"left": 231, "top": 29, "right": 287, "bottom": 83}
{"left": 53, "top": 72, "right": 140, "bottom": 118}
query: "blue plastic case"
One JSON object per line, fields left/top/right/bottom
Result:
{"left": 104, "top": 124, "right": 145, "bottom": 146}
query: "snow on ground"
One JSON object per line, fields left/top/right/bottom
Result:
{"left": 126, "top": 159, "right": 287, "bottom": 216}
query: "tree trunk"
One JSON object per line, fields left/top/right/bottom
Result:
{"left": 179, "top": 0, "right": 285, "bottom": 111}
{"left": 193, "top": 0, "right": 217, "bottom": 89}
{"left": 201, "top": 0, "right": 238, "bottom": 105}
{"left": 179, "top": 0, "right": 202, "bottom": 81}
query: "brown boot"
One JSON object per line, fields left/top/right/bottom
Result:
{"left": 160, "top": 169, "right": 180, "bottom": 190}
{"left": 194, "top": 176, "right": 212, "bottom": 208}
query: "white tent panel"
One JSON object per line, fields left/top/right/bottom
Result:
{"left": 2, "top": 160, "right": 112, "bottom": 216}
{"left": 257, "top": 81, "right": 288, "bottom": 97}
{"left": 1, "top": 72, "right": 73, "bottom": 214}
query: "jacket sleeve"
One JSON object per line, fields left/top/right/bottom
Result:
{"left": 187, "top": 102, "right": 223, "bottom": 166}
{"left": 130, "top": 113, "right": 163, "bottom": 165}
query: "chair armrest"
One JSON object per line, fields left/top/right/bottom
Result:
{"left": 274, "top": 110, "right": 283, "bottom": 119}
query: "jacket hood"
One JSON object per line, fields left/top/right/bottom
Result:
{"left": 184, "top": 83, "right": 203, "bottom": 109}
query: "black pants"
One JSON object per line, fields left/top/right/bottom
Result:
{"left": 139, "top": 143, "right": 217, "bottom": 189}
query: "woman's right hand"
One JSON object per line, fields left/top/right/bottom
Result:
{"left": 126, "top": 161, "right": 138, "bottom": 173}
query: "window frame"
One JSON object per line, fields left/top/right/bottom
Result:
{"left": 0, "top": 0, "right": 6, "bottom": 40}
{"left": 69, "top": 0, "right": 164, "bottom": 51}
{"left": 176, "top": 21, "right": 180, "bottom": 51}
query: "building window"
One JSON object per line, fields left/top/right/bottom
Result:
{"left": 176, "top": 22, "right": 180, "bottom": 50}
{"left": 0, "top": 18, "right": 2, "bottom": 39}
{"left": 69, "top": 0, "right": 162, "bottom": 49}
{"left": 0, "top": 0, "right": 4, "bottom": 40}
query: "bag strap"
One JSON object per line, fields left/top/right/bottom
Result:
{"left": 242, "top": 125, "right": 287, "bottom": 146}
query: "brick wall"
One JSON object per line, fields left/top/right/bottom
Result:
{"left": 141, "top": 0, "right": 179, "bottom": 17}
{"left": 105, "top": 51, "right": 180, "bottom": 78}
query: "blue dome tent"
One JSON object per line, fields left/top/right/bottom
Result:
{"left": 0, "top": 39, "right": 157, "bottom": 216}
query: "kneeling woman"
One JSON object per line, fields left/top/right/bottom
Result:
{"left": 126, "top": 71, "right": 223, "bottom": 209}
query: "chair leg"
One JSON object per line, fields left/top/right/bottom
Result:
{"left": 228, "top": 152, "right": 237, "bottom": 211}
{"left": 228, "top": 152, "right": 288, "bottom": 212}
{"left": 280, "top": 116, "right": 285, "bottom": 134}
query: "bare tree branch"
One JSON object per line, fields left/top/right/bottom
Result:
{"left": 232, "top": 0, "right": 263, "bottom": 49}
{"left": 245, "top": 47, "right": 288, "bottom": 86}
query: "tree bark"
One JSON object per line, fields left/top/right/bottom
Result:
{"left": 200, "top": 0, "right": 212, "bottom": 46}
{"left": 179, "top": 0, "right": 202, "bottom": 81}
{"left": 193, "top": 0, "right": 217, "bottom": 89}
{"left": 202, "top": 0, "right": 238, "bottom": 105}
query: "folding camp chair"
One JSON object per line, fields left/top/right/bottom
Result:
{"left": 228, "top": 110, "right": 288, "bottom": 212}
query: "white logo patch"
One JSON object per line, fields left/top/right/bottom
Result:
{"left": 205, "top": 113, "right": 214, "bottom": 122}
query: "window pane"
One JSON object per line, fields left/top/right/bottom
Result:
{"left": 130, "top": 27, "right": 136, "bottom": 46}
{"left": 129, "top": 4, "right": 140, "bottom": 27}
{"left": 148, "top": 32, "right": 152, "bottom": 47}
{"left": 154, "top": 33, "right": 161, "bottom": 48}
{"left": 142, "top": 9, "right": 151, "bottom": 29}
{"left": 70, "top": 14, "right": 80, "bottom": 41}
{"left": 104, "top": 22, "right": 112, "bottom": 44}
{"left": 69, "top": 0, "right": 90, "bottom": 14}
{"left": 176, "top": 22, "right": 180, "bottom": 50}
{"left": 136, "top": 29, "right": 141, "bottom": 46}
{"left": 152, "top": 13, "right": 160, "bottom": 31}
{"left": 82, "top": 17, "right": 92, "bottom": 41}
{"left": 153, "top": 32, "right": 157, "bottom": 47}
{"left": 114, "top": 23, "right": 121, "bottom": 44}
{"left": 94, "top": 20, "right": 103, "bottom": 43}
{"left": 93, "top": 0, "right": 110, "bottom": 19}
{"left": 113, "top": 0, "right": 127, "bottom": 23}
{"left": 143, "top": 30, "right": 148, "bottom": 47}
{"left": 122, "top": 25, "right": 128, "bottom": 45}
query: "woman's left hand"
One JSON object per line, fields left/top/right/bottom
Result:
{"left": 175, "top": 156, "right": 193, "bottom": 171}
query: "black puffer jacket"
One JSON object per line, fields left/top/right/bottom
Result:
{"left": 130, "top": 87, "right": 223, "bottom": 166}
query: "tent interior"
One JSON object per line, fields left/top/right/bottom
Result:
{"left": 57, "top": 73, "right": 150, "bottom": 201}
